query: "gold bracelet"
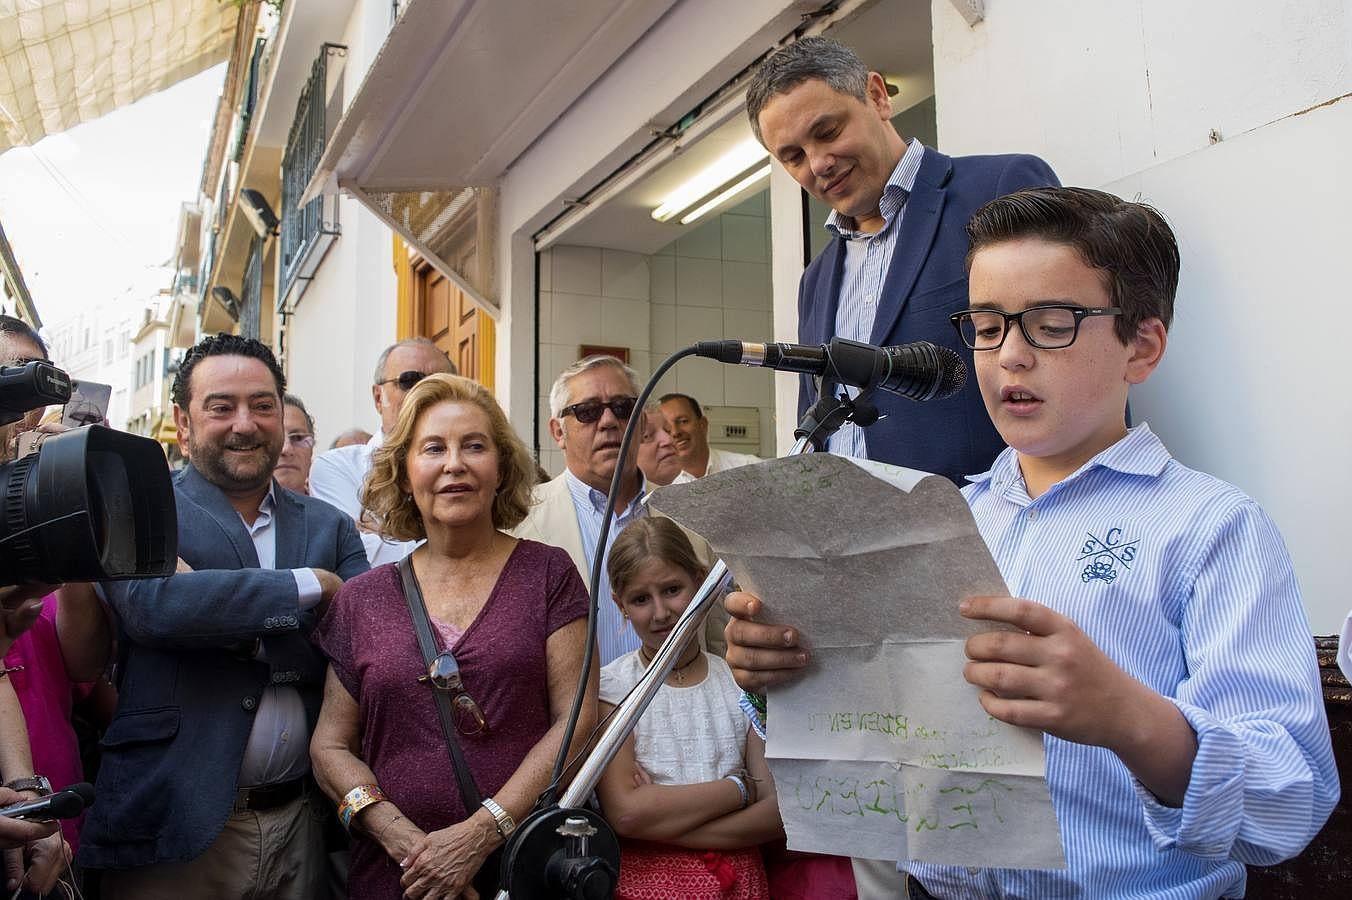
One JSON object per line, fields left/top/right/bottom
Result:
{"left": 337, "top": 784, "right": 387, "bottom": 831}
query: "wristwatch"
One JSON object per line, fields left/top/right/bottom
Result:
{"left": 481, "top": 796, "right": 516, "bottom": 838}
{"left": 4, "top": 775, "right": 52, "bottom": 796}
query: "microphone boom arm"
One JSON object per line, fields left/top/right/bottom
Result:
{"left": 497, "top": 338, "right": 921, "bottom": 898}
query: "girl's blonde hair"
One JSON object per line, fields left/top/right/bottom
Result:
{"left": 607, "top": 518, "right": 707, "bottom": 604}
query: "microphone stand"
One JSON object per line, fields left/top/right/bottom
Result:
{"left": 495, "top": 371, "right": 880, "bottom": 898}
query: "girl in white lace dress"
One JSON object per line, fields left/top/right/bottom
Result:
{"left": 597, "top": 518, "right": 782, "bottom": 900}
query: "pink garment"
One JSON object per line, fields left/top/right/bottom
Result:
{"left": 313, "top": 540, "right": 589, "bottom": 900}
{"left": 3, "top": 595, "right": 88, "bottom": 851}
{"left": 431, "top": 617, "right": 464, "bottom": 649}
{"left": 762, "top": 844, "right": 858, "bottom": 900}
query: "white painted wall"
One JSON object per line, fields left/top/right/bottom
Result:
{"left": 932, "top": 0, "right": 1352, "bottom": 187}
{"left": 283, "top": 0, "right": 397, "bottom": 448}
{"left": 932, "top": 0, "right": 1352, "bottom": 631}
{"left": 286, "top": 195, "right": 395, "bottom": 448}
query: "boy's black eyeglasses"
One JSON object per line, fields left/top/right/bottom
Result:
{"left": 560, "top": 396, "right": 638, "bottom": 425}
{"left": 949, "top": 304, "right": 1123, "bottom": 351}
{"left": 377, "top": 370, "right": 430, "bottom": 391}
{"left": 416, "top": 649, "right": 489, "bottom": 735}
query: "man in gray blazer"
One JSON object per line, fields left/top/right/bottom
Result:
{"left": 79, "top": 334, "right": 368, "bottom": 899}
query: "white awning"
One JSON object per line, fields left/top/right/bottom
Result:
{"left": 302, "top": 0, "right": 682, "bottom": 316}
{"left": 0, "top": 0, "right": 238, "bottom": 153}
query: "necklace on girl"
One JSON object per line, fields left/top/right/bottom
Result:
{"left": 639, "top": 645, "right": 698, "bottom": 685}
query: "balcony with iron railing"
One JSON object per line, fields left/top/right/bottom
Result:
{"left": 279, "top": 43, "right": 345, "bottom": 309}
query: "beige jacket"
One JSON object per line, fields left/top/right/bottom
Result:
{"left": 509, "top": 472, "right": 728, "bottom": 656}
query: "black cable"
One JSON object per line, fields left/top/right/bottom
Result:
{"left": 539, "top": 346, "right": 699, "bottom": 807}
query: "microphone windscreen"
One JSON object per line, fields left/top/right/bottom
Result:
{"left": 66, "top": 782, "right": 95, "bottom": 808}
{"left": 46, "top": 791, "right": 86, "bottom": 820}
{"left": 933, "top": 345, "right": 967, "bottom": 399}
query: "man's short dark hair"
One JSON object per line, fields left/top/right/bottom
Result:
{"left": 745, "top": 36, "right": 870, "bottom": 144}
{"left": 0, "top": 315, "right": 48, "bottom": 359}
{"left": 965, "top": 187, "right": 1179, "bottom": 343}
{"left": 659, "top": 392, "right": 704, "bottom": 420}
{"left": 283, "top": 393, "right": 315, "bottom": 434}
{"left": 171, "top": 333, "right": 286, "bottom": 409}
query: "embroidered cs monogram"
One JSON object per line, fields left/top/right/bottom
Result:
{"left": 1078, "top": 527, "right": 1139, "bottom": 584}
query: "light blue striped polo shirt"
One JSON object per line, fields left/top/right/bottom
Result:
{"left": 906, "top": 424, "right": 1339, "bottom": 898}
{"left": 564, "top": 470, "right": 645, "bottom": 665}
{"left": 824, "top": 138, "right": 926, "bottom": 459}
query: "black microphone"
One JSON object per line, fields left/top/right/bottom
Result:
{"left": 694, "top": 337, "right": 966, "bottom": 401}
{"left": 0, "top": 783, "right": 94, "bottom": 821}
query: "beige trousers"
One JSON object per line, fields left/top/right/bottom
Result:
{"left": 852, "top": 856, "right": 909, "bottom": 899}
{"left": 100, "top": 792, "right": 327, "bottom": 900}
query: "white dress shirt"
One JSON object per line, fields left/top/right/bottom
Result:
{"left": 673, "top": 447, "right": 763, "bottom": 484}
{"left": 236, "top": 490, "right": 323, "bottom": 787}
{"left": 309, "top": 430, "right": 419, "bottom": 566}
{"left": 563, "top": 471, "right": 645, "bottom": 665}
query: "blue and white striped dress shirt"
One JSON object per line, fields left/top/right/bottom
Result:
{"left": 824, "top": 138, "right": 926, "bottom": 459}
{"left": 564, "top": 470, "right": 645, "bottom": 666}
{"left": 907, "top": 425, "right": 1339, "bottom": 898}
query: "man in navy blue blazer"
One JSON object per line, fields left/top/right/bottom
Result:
{"left": 748, "top": 37, "right": 1059, "bottom": 483}
{"left": 80, "top": 335, "right": 368, "bottom": 899}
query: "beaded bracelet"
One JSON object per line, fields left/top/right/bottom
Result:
{"left": 723, "top": 773, "right": 750, "bottom": 809}
{"left": 338, "top": 784, "right": 387, "bottom": 831}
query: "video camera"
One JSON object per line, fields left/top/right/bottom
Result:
{"left": 0, "top": 360, "right": 176, "bottom": 586}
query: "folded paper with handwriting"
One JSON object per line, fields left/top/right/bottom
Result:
{"left": 651, "top": 454, "right": 1066, "bottom": 868}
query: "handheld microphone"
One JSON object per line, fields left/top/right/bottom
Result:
{"left": 0, "top": 783, "right": 94, "bottom": 821}
{"left": 694, "top": 337, "right": 966, "bottom": 401}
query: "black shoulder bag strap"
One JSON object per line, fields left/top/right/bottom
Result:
{"left": 398, "top": 555, "right": 483, "bottom": 810}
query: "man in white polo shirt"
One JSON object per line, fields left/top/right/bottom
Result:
{"left": 659, "top": 392, "right": 761, "bottom": 484}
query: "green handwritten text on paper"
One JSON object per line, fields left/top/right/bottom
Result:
{"left": 804, "top": 711, "right": 1005, "bottom": 750}
{"left": 789, "top": 773, "right": 1014, "bottom": 832}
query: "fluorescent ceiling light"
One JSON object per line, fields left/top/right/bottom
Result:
{"left": 678, "top": 165, "right": 772, "bottom": 225}
{"left": 651, "top": 138, "right": 768, "bottom": 223}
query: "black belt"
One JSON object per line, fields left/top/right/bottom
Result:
{"left": 234, "top": 776, "right": 306, "bottom": 812}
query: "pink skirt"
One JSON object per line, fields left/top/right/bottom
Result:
{"left": 616, "top": 840, "right": 770, "bottom": 900}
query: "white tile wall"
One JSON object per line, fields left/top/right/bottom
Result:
{"left": 550, "top": 292, "right": 603, "bottom": 345}
{"left": 535, "top": 246, "right": 653, "bottom": 476}
{"left": 551, "top": 245, "right": 602, "bottom": 295}
{"left": 675, "top": 257, "right": 724, "bottom": 307}
{"left": 675, "top": 219, "right": 722, "bottom": 259}
{"left": 648, "top": 190, "right": 775, "bottom": 455}
{"left": 722, "top": 260, "right": 772, "bottom": 310}
{"left": 722, "top": 214, "right": 769, "bottom": 263}
{"left": 601, "top": 250, "right": 649, "bottom": 301}
{"left": 649, "top": 255, "right": 675, "bottom": 303}
{"left": 532, "top": 196, "right": 776, "bottom": 471}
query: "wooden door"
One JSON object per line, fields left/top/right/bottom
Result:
{"left": 412, "top": 258, "right": 490, "bottom": 386}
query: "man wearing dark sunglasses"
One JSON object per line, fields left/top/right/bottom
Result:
{"left": 309, "top": 338, "right": 455, "bottom": 565}
{"left": 509, "top": 355, "right": 647, "bottom": 665}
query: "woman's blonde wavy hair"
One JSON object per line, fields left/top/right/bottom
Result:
{"left": 361, "top": 374, "right": 536, "bottom": 540}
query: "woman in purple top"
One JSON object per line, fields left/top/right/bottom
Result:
{"left": 311, "top": 374, "right": 597, "bottom": 900}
